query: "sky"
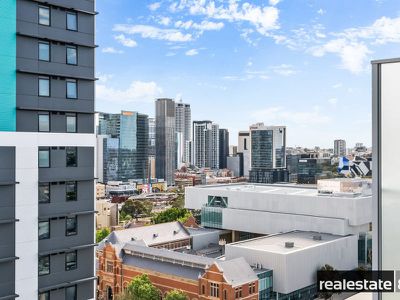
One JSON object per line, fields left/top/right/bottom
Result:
{"left": 96, "top": 0, "right": 400, "bottom": 148}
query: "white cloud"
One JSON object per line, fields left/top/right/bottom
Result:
{"left": 148, "top": 2, "right": 161, "bottom": 11}
{"left": 101, "top": 47, "right": 124, "bottom": 54}
{"left": 270, "top": 64, "right": 298, "bottom": 76}
{"left": 166, "top": 52, "right": 177, "bottom": 56}
{"left": 114, "top": 34, "right": 138, "bottom": 48}
{"left": 328, "top": 98, "right": 338, "bottom": 105}
{"left": 173, "top": 0, "right": 280, "bottom": 36}
{"left": 113, "top": 24, "right": 192, "bottom": 42}
{"left": 317, "top": 9, "right": 326, "bottom": 15}
{"left": 332, "top": 83, "right": 343, "bottom": 89}
{"left": 96, "top": 81, "right": 163, "bottom": 104}
{"left": 269, "top": 0, "right": 281, "bottom": 5}
{"left": 185, "top": 49, "right": 199, "bottom": 56}
{"left": 97, "top": 73, "right": 114, "bottom": 83}
{"left": 252, "top": 106, "right": 331, "bottom": 126}
{"left": 175, "top": 20, "right": 224, "bottom": 31}
{"left": 158, "top": 16, "right": 171, "bottom": 26}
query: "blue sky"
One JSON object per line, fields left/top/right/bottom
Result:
{"left": 96, "top": 0, "right": 400, "bottom": 147}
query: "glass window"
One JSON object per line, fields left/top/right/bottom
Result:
{"left": 210, "top": 282, "right": 219, "bottom": 297}
{"left": 39, "top": 292, "right": 50, "bottom": 300}
{"left": 66, "top": 181, "right": 77, "bottom": 201}
{"left": 66, "top": 147, "right": 77, "bottom": 167}
{"left": 39, "top": 183, "right": 50, "bottom": 203}
{"left": 66, "top": 12, "right": 77, "bottom": 31}
{"left": 66, "top": 46, "right": 77, "bottom": 65}
{"left": 66, "top": 216, "right": 77, "bottom": 236}
{"left": 66, "top": 115, "right": 77, "bottom": 133}
{"left": 38, "top": 255, "right": 50, "bottom": 276}
{"left": 39, "top": 77, "right": 50, "bottom": 97}
{"left": 65, "top": 285, "right": 77, "bottom": 300}
{"left": 39, "top": 42, "right": 50, "bottom": 61}
{"left": 66, "top": 79, "right": 77, "bottom": 99}
{"left": 39, "top": 220, "right": 50, "bottom": 240}
{"left": 38, "top": 114, "right": 50, "bottom": 132}
{"left": 39, "top": 6, "right": 50, "bottom": 26}
{"left": 38, "top": 148, "right": 50, "bottom": 168}
{"left": 106, "top": 261, "right": 113, "bottom": 273}
{"left": 65, "top": 251, "right": 77, "bottom": 271}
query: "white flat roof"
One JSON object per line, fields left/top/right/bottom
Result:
{"left": 229, "top": 231, "right": 350, "bottom": 254}
{"left": 190, "top": 183, "right": 370, "bottom": 199}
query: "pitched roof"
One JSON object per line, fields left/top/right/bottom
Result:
{"left": 215, "top": 257, "right": 259, "bottom": 287}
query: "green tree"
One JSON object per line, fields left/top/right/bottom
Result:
{"left": 96, "top": 228, "right": 110, "bottom": 243}
{"left": 317, "top": 264, "right": 337, "bottom": 300}
{"left": 171, "top": 189, "right": 185, "bottom": 209}
{"left": 121, "top": 200, "right": 152, "bottom": 221}
{"left": 127, "top": 274, "right": 160, "bottom": 300}
{"left": 165, "top": 289, "right": 188, "bottom": 300}
{"left": 152, "top": 207, "right": 192, "bottom": 224}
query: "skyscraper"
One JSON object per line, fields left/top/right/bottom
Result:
{"left": 219, "top": 129, "right": 229, "bottom": 169}
{"left": 237, "top": 131, "right": 251, "bottom": 177}
{"left": 193, "top": 121, "right": 220, "bottom": 169}
{"left": 175, "top": 101, "right": 191, "bottom": 165}
{"left": 0, "top": 1, "right": 96, "bottom": 298}
{"left": 334, "top": 139, "right": 347, "bottom": 156}
{"left": 249, "top": 124, "right": 288, "bottom": 183}
{"left": 156, "top": 98, "right": 176, "bottom": 185}
{"left": 98, "top": 111, "right": 149, "bottom": 182}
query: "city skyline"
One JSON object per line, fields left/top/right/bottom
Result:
{"left": 95, "top": 0, "right": 400, "bottom": 147}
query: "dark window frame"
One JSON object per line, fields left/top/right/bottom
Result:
{"left": 66, "top": 114, "right": 77, "bottom": 133}
{"left": 65, "top": 285, "right": 77, "bottom": 300}
{"left": 38, "top": 147, "right": 50, "bottom": 168}
{"left": 66, "top": 11, "right": 78, "bottom": 31}
{"left": 65, "top": 251, "right": 77, "bottom": 271}
{"left": 66, "top": 79, "right": 78, "bottom": 99}
{"left": 39, "top": 182, "right": 50, "bottom": 204}
{"left": 38, "top": 255, "right": 50, "bottom": 276}
{"left": 38, "top": 5, "right": 50, "bottom": 26}
{"left": 38, "top": 41, "right": 50, "bottom": 62}
{"left": 66, "top": 181, "right": 77, "bottom": 201}
{"left": 66, "top": 147, "right": 78, "bottom": 167}
{"left": 66, "top": 45, "right": 78, "bottom": 65}
{"left": 66, "top": 216, "right": 78, "bottom": 236}
{"left": 38, "top": 76, "right": 50, "bottom": 97}
{"left": 38, "top": 113, "right": 50, "bottom": 132}
{"left": 38, "top": 219, "right": 50, "bottom": 240}
{"left": 38, "top": 291, "right": 50, "bottom": 300}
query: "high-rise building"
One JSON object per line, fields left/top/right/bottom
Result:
{"left": 237, "top": 131, "right": 251, "bottom": 177}
{"left": 175, "top": 101, "right": 191, "bottom": 165}
{"left": 156, "top": 98, "right": 176, "bottom": 185}
{"left": 249, "top": 124, "right": 288, "bottom": 183}
{"left": 148, "top": 117, "right": 156, "bottom": 156}
{"left": 98, "top": 111, "right": 149, "bottom": 182}
{"left": 192, "top": 121, "right": 220, "bottom": 169}
{"left": 219, "top": 129, "right": 229, "bottom": 169}
{"left": 334, "top": 139, "right": 346, "bottom": 156}
{"left": 0, "top": 1, "right": 96, "bottom": 298}
{"left": 372, "top": 58, "right": 400, "bottom": 300}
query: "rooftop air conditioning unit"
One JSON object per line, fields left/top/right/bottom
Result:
{"left": 285, "top": 241, "right": 294, "bottom": 248}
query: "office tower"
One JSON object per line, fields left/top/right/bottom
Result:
{"left": 334, "top": 139, "right": 346, "bottom": 156}
{"left": 219, "top": 129, "right": 229, "bottom": 169}
{"left": 372, "top": 58, "right": 400, "bottom": 300}
{"left": 249, "top": 124, "right": 288, "bottom": 183}
{"left": 148, "top": 117, "right": 156, "bottom": 156}
{"left": 0, "top": 0, "right": 96, "bottom": 298}
{"left": 192, "top": 121, "right": 220, "bottom": 169}
{"left": 237, "top": 131, "right": 251, "bottom": 176}
{"left": 229, "top": 145, "right": 238, "bottom": 156}
{"left": 175, "top": 101, "right": 191, "bottom": 164}
{"left": 156, "top": 98, "right": 176, "bottom": 185}
{"left": 98, "top": 111, "right": 149, "bottom": 182}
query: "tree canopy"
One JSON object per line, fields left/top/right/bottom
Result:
{"left": 127, "top": 274, "right": 160, "bottom": 300}
{"left": 152, "top": 207, "right": 192, "bottom": 224}
{"left": 96, "top": 228, "right": 110, "bottom": 243}
{"left": 165, "top": 290, "right": 188, "bottom": 300}
{"left": 121, "top": 200, "right": 153, "bottom": 221}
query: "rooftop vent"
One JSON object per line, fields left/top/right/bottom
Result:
{"left": 173, "top": 230, "right": 178, "bottom": 235}
{"left": 313, "top": 235, "right": 322, "bottom": 241}
{"left": 285, "top": 241, "right": 294, "bottom": 248}
{"left": 153, "top": 233, "right": 158, "bottom": 238}
{"left": 131, "top": 237, "right": 135, "bottom": 241}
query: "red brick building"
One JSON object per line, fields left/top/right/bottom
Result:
{"left": 97, "top": 242, "right": 259, "bottom": 300}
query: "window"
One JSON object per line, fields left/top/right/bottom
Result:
{"left": 39, "top": 42, "right": 50, "bottom": 61}
{"left": 106, "top": 261, "right": 113, "bottom": 273}
{"left": 39, "top": 291, "right": 50, "bottom": 300}
{"left": 39, "top": 77, "right": 50, "bottom": 97}
{"left": 65, "top": 251, "right": 77, "bottom": 271}
{"left": 38, "top": 255, "right": 50, "bottom": 276}
{"left": 39, "top": 220, "right": 50, "bottom": 239}
{"left": 66, "top": 216, "right": 77, "bottom": 236}
{"left": 38, "top": 6, "right": 50, "bottom": 26}
{"left": 249, "top": 282, "right": 256, "bottom": 294}
{"left": 39, "top": 183, "right": 50, "bottom": 203}
{"left": 224, "top": 290, "right": 227, "bottom": 300}
{"left": 202, "top": 285, "right": 205, "bottom": 295}
{"left": 66, "top": 12, "right": 77, "bottom": 31}
{"left": 66, "top": 46, "right": 77, "bottom": 65}
{"left": 38, "top": 148, "right": 50, "bottom": 168}
{"left": 65, "top": 285, "right": 77, "bottom": 300}
{"left": 66, "top": 181, "right": 77, "bottom": 201}
{"left": 66, "top": 79, "right": 77, "bottom": 99}
{"left": 235, "top": 287, "right": 242, "bottom": 299}
{"left": 66, "top": 114, "right": 77, "bottom": 133}
{"left": 38, "top": 114, "right": 50, "bottom": 132}
{"left": 210, "top": 282, "right": 219, "bottom": 297}
{"left": 66, "top": 147, "right": 77, "bottom": 167}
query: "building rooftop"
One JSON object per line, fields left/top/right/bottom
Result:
{"left": 229, "top": 231, "right": 348, "bottom": 254}
{"left": 189, "top": 183, "right": 371, "bottom": 198}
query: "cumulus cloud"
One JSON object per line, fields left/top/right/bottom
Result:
{"left": 148, "top": 2, "right": 161, "bottom": 11}
{"left": 101, "top": 47, "right": 124, "bottom": 54}
{"left": 114, "top": 34, "right": 138, "bottom": 48}
{"left": 96, "top": 81, "right": 163, "bottom": 104}
{"left": 113, "top": 24, "right": 192, "bottom": 42}
{"left": 175, "top": 20, "right": 224, "bottom": 31}
{"left": 252, "top": 106, "right": 331, "bottom": 126}
{"left": 158, "top": 16, "right": 171, "bottom": 26}
{"left": 185, "top": 49, "right": 199, "bottom": 56}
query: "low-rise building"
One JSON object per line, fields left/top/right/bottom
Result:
{"left": 96, "top": 183, "right": 106, "bottom": 199}
{"left": 96, "top": 200, "right": 119, "bottom": 229}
